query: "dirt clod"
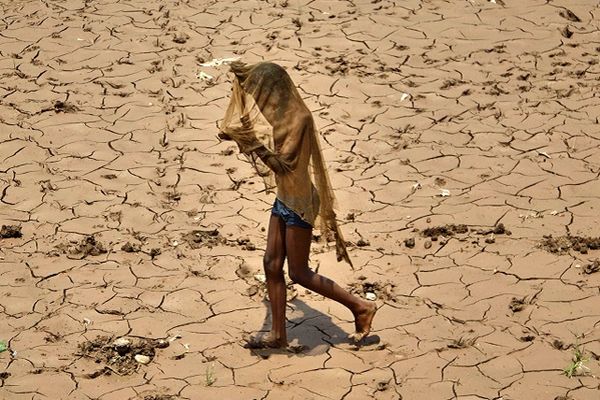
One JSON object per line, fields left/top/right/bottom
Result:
{"left": 0, "top": 225, "right": 22, "bottom": 239}
{"left": 78, "top": 336, "right": 164, "bottom": 376}
{"left": 509, "top": 297, "right": 526, "bottom": 312}
{"left": 149, "top": 248, "right": 161, "bottom": 258}
{"left": 422, "top": 224, "right": 468, "bottom": 238}
{"left": 52, "top": 100, "right": 80, "bottom": 113}
{"left": 144, "top": 395, "right": 176, "bottom": 400}
{"left": 121, "top": 241, "right": 141, "bottom": 253}
{"left": 182, "top": 229, "right": 225, "bottom": 249}
{"left": 348, "top": 280, "right": 395, "bottom": 301}
{"left": 54, "top": 235, "right": 107, "bottom": 258}
{"left": 582, "top": 260, "right": 599, "bottom": 274}
{"left": 539, "top": 235, "right": 600, "bottom": 254}
{"left": 356, "top": 238, "right": 370, "bottom": 247}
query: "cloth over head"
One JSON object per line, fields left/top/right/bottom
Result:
{"left": 219, "top": 61, "right": 352, "bottom": 266}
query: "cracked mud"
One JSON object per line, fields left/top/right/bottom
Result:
{"left": 1, "top": 0, "right": 600, "bottom": 399}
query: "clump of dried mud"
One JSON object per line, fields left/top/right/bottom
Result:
{"left": 582, "top": 260, "right": 599, "bottom": 275}
{"left": 0, "top": 225, "right": 22, "bottom": 239}
{"left": 539, "top": 235, "right": 600, "bottom": 254}
{"left": 78, "top": 336, "right": 169, "bottom": 376}
{"left": 121, "top": 241, "right": 142, "bottom": 253}
{"left": 55, "top": 235, "right": 108, "bottom": 258}
{"left": 509, "top": 297, "right": 526, "bottom": 312}
{"left": 422, "top": 224, "right": 469, "bottom": 238}
{"left": 348, "top": 278, "right": 396, "bottom": 301}
{"left": 181, "top": 229, "right": 226, "bottom": 249}
{"left": 143, "top": 395, "right": 176, "bottom": 400}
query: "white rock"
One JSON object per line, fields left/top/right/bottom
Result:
{"left": 112, "top": 338, "right": 131, "bottom": 347}
{"left": 134, "top": 354, "right": 151, "bottom": 364}
{"left": 198, "top": 71, "right": 214, "bottom": 81}
{"left": 254, "top": 274, "right": 266, "bottom": 283}
{"left": 365, "top": 292, "right": 377, "bottom": 301}
{"left": 199, "top": 57, "right": 240, "bottom": 67}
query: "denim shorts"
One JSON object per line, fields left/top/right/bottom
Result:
{"left": 271, "top": 198, "right": 312, "bottom": 229}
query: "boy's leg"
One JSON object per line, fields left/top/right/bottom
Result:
{"left": 285, "top": 226, "right": 377, "bottom": 341}
{"left": 262, "top": 215, "right": 288, "bottom": 346}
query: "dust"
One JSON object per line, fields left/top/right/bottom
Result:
{"left": 78, "top": 336, "right": 168, "bottom": 376}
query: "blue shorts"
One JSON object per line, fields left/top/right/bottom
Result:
{"left": 271, "top": 198, "right": 312, "bottom": 229}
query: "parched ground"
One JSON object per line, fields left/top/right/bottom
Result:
{"left": 1, "top": 0, "right": 600, "bottom": 399}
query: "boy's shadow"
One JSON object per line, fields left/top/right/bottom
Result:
{"left": 246, "top": 298, "right": 380, "bottom": 357}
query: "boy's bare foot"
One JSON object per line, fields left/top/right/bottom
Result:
{"left": 349, "top": 302, "right": 377, "bottom": 343}
{"left": 243, "top": 332, "right": 287, "bottom": 349}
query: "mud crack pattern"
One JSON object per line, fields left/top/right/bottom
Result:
{"left": 1, "top": 0, "right": 600, "bottom": 399}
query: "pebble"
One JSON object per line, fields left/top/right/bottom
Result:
{"left": 112, "top": 338, "right": 131, "bottom": 355}
{"left": 365, "top": 292, "right": 377, "bottom": 301}
{"left": 134, "top": 354, "right": 151, "bottom": 364}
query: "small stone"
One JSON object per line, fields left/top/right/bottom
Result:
{"left": 113, "top": 338, "right": 131, "bottom": 355}
{"left": 0, "top": 225, "right": 22, "bottom": 239}
{"left": 356, "top": 238, "right": 370, "bottom": 247}
{"left": 134, "top": 354, "right": 151, "bottom": 364}
{"left": 254, "top": 274, "right": 266, "bottom": 283}
{"left": 404, "top": 238, "right": 415, "bottom": 248}
{"left": 424, "top": 240, "right": 432, "bottom": 249}
{"left": 246, "top": 285, "right": 259, "bottom": 296}
{"left": 121, "top": 242, "right": 141, "bottom": 253}
{"left": 149, "top": 248, "right": 161, "bottom": 258}
{"left": 154, "top": 339, "right": 169, "bottom": 349}
{"left": 376, "top": 381, "right": 389, "bottom": 391}
{"left": 365, "top": 292, "right": 377, "bottom": 301}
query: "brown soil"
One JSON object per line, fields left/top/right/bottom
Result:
{"left": 2, "top": 1, "right": 600, "bottom": 399}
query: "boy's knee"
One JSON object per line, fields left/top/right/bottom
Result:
{"left": 263, "top": 254, "right": 283, "bottom": 276}
{"left": 288, "top": 268, "right": 305, "bottom": 285}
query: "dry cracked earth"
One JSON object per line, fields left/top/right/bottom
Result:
{"left": 1, "top": 0, "right": 600, "bottom": 399}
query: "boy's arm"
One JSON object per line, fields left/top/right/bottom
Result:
{"left": 253, "top": 145, "right": 289, "bottom": 175}
{"left": 253, "top": 114, "right": 311, "bottom": 175}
